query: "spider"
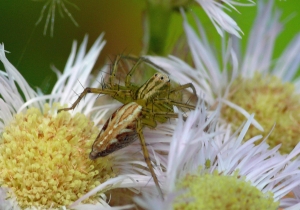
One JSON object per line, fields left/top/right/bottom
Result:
{"left": 59, "top": 55, "right": 197, "bottom": 199}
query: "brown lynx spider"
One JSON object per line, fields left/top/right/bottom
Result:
{"left": 59, "top": 55, "right": 197, "bottom": 199}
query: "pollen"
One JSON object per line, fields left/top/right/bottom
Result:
{"left": 173, "top": 171, "right": 278, "bottom": 210}
{"left": 0, "top": 103, "right": 116, "bottom": 209}
{"left": 222, "top": 73, "right": 300, "bottom": 153}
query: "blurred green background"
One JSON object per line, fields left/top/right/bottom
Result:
{"left": 0, "top": 0, "right": 299, "bottom": 93}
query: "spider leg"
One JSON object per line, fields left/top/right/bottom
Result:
{"left": 58, "top": 87, "right": 127, "bottom": 112}
{"left": 141, "top": 110, "right": 157, "bottom": 128}
{"left": 112, "top": 90, "right": 133, "bottom": 104}
{"left": 153, "top": 98, "right": 195, "bottom": 110}
{"left": 137, "top": 119, "right": 164, "bottom": 200}
{"left": 150, "top": 111, "right": 179, "bottom": 118}
{"left": 109, "top": 55, "right": 122, "bottom": 87}
{"left": 121, "top": 55, "right": 167, "bottom": 73}
{"left": 170, "top": 83, "right": 197, "bottom": 97}
{"left": 142, "top": 108, "right": 181, "bottom": 124}
{"left": 125, "top": 58, "right": 143, "bottom": 87}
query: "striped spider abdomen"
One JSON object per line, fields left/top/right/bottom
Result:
{"left": 89, "top": 102, "right": 142, "bottom": 160}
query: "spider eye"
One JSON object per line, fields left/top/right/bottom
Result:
{"left": 160, "top": 76, "right": 164, "bottom": 80}
{"left": 154, "top": 73, "right": 158, "bottom": 77}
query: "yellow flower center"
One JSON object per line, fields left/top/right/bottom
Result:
{"left": 222, "top": 73, "right": 300, "bottom": 153}
{"left": 0, "top": 104, "right": 116, "bottom": 208}
{"left": 174, "top": 171, "right": 278, "bottom": 210}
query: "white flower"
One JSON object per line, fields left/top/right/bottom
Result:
{"left": 147, "top": 0, "right": 300, "bottom": 154}
{"left": 148, "top": 0, "right": 300, "bottom": 106}
{"left": 0, "top": 35, "right": 169, "bottom": 209}
{"left": 135, "top": 100, "right": 300, "bottom": 209}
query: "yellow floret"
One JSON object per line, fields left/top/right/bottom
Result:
{"left": 174, "top": 170, "right": 278, "bottom": 210}
{"left": 222, "top": 73, "right": 300, "bottom": 153}
{"left": 0, "top": 103, "right": 116, "bottom": 208}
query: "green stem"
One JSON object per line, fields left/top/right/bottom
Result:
{"left": 146, "top": 3, "right": 172, "bottom": 55}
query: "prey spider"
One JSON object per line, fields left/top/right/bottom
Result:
{"left": 58, "top": 55, "right": 197, "bottom": 199}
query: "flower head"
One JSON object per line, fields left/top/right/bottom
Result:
{"left": 0, "top": 103, "right": 116, "bottom": 207}
{"left": 0, "top": 35, "right": 169, "bottom": 209}
{"left": 135, "top": 100, "right": 300, "bottom": 209}
{"left": 147, "top": 0, "right": 300, "bottom": 153}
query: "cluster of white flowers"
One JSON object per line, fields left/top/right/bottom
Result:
{"left": 1, "top": 0, "right": 300, "bottom": 209}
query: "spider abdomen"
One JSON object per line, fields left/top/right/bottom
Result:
{"left": 89, "top": 102, "right": 142, "bottom": 160}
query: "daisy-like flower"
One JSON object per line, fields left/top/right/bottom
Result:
{"left": 147, "top": 0, "right": 300, "bottom": 154}
{"left": 135, "top": 100, "right": 300, "bottom": 209}
{"left": 0, "top": 34, "right": 169, "bottom": 209}
{"left": 34, "top": 0, "right": 79, "bottom": 36}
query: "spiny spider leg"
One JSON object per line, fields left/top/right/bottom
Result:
{"left": 120, "top": 55, "right": 166, "bottom": 73}
{"left": 125, "top": 58, "right": 143, "bottom": 87}
{"left": 109, "top": 55, "right": 122, "bottom": 87}
{"left": 137, "top": 119, "right": 164, "bottom": 199}
{"left": 153, "top": 98, "right": 195, "bottom": 110}
{"left": 144, "top": 111, "right": 180, "bottom": 120}
{"left": 170, "top": 83, "right": 197, "bottom": 97}
{"left": 58, "top": 87, "right": 130, "bottom": 112}
{"left": 141, "top": 109, "right": 182, "bottom": 128}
